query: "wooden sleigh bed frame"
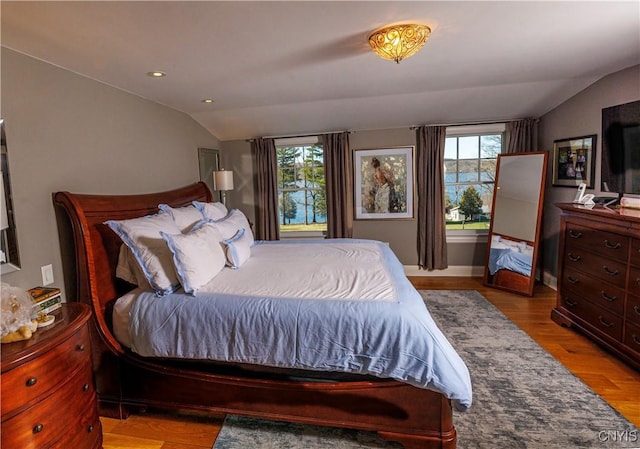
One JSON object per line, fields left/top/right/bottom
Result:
{"left": 53, "top": 182, "right": 457, "bottom": 449}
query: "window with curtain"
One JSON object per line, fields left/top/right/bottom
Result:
{"left": 444, "top": 124, "right": 504, "bottom": 232}
{"left": 275, "top": 136, "right": 327, "bottom": 235}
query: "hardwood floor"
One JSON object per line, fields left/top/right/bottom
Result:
{"left": 100, "top": 277, "right": 640, "bottom": 449}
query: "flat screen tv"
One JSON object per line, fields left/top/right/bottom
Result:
{"left": 601, "top": 100, "right": 640, "bottom": 195}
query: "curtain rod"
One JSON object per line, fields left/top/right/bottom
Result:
{"left": 246, "top": 130, "right": 352, "bottom": 142}
{"left": 409, "top": 118, "right": 538, "bottom": 129}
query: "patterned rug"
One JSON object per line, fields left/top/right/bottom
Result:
{"left": 213, "top": 290, "right": 638, "bottom": 449}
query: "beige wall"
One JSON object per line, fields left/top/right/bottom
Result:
{"left": 539, "top": 64, "right": 640, "bottom": 285}
{"left": 1, "top": 48, "right": 221, "bottom": 295}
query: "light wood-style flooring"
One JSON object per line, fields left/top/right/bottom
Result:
{"left": 100, "top": 278, "right": 640, "bottom": 449}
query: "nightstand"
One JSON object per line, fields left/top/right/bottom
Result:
{"left": 1, "top": 303, "right": 103, "bottom": 449}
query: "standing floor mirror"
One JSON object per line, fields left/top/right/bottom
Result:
{"left": 484, "top": 151, "right": 548, "bottom": 296}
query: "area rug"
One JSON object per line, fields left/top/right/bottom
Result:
{"left": 212, "top": 290, "right": 638, "bottom": 448}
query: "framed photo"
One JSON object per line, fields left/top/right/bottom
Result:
{"left": 353, "top": 147, "right": 414, "bottom": 220}
{"left": 552, "top": 135, "right": 596, "bottom": 188}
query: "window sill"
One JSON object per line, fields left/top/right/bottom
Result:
{"left": 280, "top": 231, "right": 326, "bottom": 240}
{"left": 446, "top": 231, "right": 489, "bottom": 244}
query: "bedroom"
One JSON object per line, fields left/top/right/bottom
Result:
{"left": 1, "top": 2, "right": 639, "bottom": 448}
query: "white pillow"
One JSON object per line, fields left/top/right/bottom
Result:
{"left": 158, "top": 204, "right": 205, "bottom": 232}
{"left": 116, "top": 245, "right": 151, "bottom": 289}
{"left": 161, "top": 222, "right": 226, "bottom": 295}
{"left": 193, "top": 201, "right": 228, "bottom": 221}
{"left": 222, "top": 228, "right": 252, "bottom": 269}
{"left": 211, "top": 209, "right": 255, "bottom": 246}
{"left": 105, "top": 212, "right": 181, "bottom": 295}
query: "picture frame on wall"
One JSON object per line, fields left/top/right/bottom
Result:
{"left": 551, "top": 135, "right": 596, "bottom": 188}
{"left": 353, "top": 146, "right": 414, "bottom": 220}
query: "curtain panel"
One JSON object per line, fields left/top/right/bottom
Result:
{"left": 506, "top": 118, "right": 538, "bottom": 153}
{"left": 251, "top": 137, "right": 280, "bottom": 241}
{"left": 416, "top": 126, "right": 448, "bottom": 270}
{"left": 322, "top": 132, "right": 353, "bottom": 238}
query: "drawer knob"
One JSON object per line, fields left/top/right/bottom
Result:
{"left": 604, "top": 240, "right": 622, "bottom": 250}
{"left": 569, "top": 230, "right": 583, "bottom": 239}
{"left": 33, "top": 423, "right": 44, "bottom": 434}
{"left": 635, "top": 277, "right": 640, "bottom": 286}
{"left": 598, "top": 316, "right": 614, "bottom": 328}
{"left": 565, "top": 298, "right": 578, "bottom": 307}
{"left": 602, "top": 266, "right": 619, "bottom": 276}
{"left": 83, "top": 383, "right": 90, "bottom": 392}
{"left": 600, "top": 291, "right": 618, "bottom": 302}
{"left": 26, "top": 377, "right": 38, "bottom": 387}
{"left": 567, "top": 276, "right": 579, "bottom": 284}
{"left": 76, "top": 344, "right": 85, "bottom": 352}
{"left": 568, "top": 253, "right": 581, "bottom": 262}
{"left": 88, "top": 425, "right": 94, "bottom": 433}
{"left": 634, "top": 306, "right": 640, "bottom": 316}
{"left": 633, "top": 334, "right": 640, "bottom": 346}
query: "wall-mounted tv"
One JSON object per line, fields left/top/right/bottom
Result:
{"left": 601, "top": 100, "right": 640, "bottom": 195}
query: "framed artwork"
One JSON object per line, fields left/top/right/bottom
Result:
{"left": 552, "top": 135, "right": 596, "bottom": 188}
{"left": 353, "top": 146, "right": 414, "bottom": 220}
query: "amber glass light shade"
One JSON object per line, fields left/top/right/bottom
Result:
{"left": 368, "top": 24, "right": 431, "bottom": 64}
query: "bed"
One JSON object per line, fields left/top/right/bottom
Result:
{"left": 486, "top": 234, "right": 534, "bottom": 291}
{"left": 53, "top": 182, "right": 472, "bottom": 449}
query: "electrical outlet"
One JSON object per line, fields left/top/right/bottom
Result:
{"left": 41, "top": 264, "right": 54, "bottom": 286}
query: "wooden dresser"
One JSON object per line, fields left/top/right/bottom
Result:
{"left": 1, "top": 303, "right": 103, "bottom": 449}
{"left": 552, "top": 204, "right": 640, "bottom": 370}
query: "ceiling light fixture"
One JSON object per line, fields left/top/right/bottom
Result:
{"left": 368, "top": 24, "right": 431, "bottom": 64}
{"left": 202, "top": 99, "right": 215, "bottom": 104}
{"left": 146, "top": 71, "right": 166, "bottom": 77}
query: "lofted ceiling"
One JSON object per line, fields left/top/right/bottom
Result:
{"left": 1, "top": 1, "right": 639, "bottom": 141}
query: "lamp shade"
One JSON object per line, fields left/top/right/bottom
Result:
{"left": 213, "top": 170, "right": 234, "bottom": 191}
{"left": 0, "top": 172, "right": 8, "bottom": 231}
{"left": 369, "top": 24, "right": 431, "bottom": 64}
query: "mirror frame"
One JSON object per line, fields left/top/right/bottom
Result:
{"left": 1, "top": 119, "right": 21, "bottom": 274}
{"left": 483, "top": 151, "right": 548, "bottom": 296}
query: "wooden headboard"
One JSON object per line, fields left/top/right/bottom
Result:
{"left": 53, "top": 182, "right": 212, "bottom": 352}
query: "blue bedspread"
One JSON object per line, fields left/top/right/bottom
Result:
{"left": 127, "top": 239, "right": 472, "bottom": 411}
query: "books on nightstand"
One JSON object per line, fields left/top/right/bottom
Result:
{"left": 27, "top": 286, "right": 63, "bottom": 315}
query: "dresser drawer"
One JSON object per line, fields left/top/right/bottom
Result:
{"left": 1, "top": 324, "right": 90, "bottom": 417}
{"left": 1, "top": 362, "right": 96, "bottom": 449}
{"left": 627, "top": 294, "right": 640, "bottom": 327}
{"left": 562, "top": 246, "right": 627, "bottom": 288}
{"left": 624, "top": 321, "right": 640, "bottom": 355}
{"left": 560, "top": 292, "right": 623, "bottom": 341}
{"left": 629, "top": 266, "right": 640, "bottom": 297}
{"left": 561, "top": 267, "right": 625, "bottom": 316}
{"left": 565, "top": 221, "right": 629, "bottom": 263}
{"left": 631, "top": 238, "right": 640, "bottom": 268}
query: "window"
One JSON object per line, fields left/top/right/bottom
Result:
{"left": 275, "top": 137, "right": 327, "bottom": 234}
{"left": 444, "top": 124, "right": 504, "bottom": 232}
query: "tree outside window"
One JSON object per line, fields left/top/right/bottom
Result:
{"left": 276, "top": 143, "right": 327, "bottom": 233}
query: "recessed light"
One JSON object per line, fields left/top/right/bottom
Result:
{"left": 147, "top": 71, "right": 166, "bottom": 78}
{"left": 202, "top": 99, "right": 215, "bottom": 104}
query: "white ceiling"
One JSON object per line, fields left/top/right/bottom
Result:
{"left": 2, "top": 1, "right": 639, "bottom": 141}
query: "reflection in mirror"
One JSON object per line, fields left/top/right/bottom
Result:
{"left": 1, "top": 119, "right": 21, "bottom": 274}
{"left": 198, "top": 148, "right": 221, "bottom": 201}
{"left": 484, "top": 151, "right": 548, "bottom": 296}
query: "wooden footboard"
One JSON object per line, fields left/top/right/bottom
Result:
{"left": 53, "top": 183, "right": 457, "bottom": 449}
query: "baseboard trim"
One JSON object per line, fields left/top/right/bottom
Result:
{"left": 404, "top": 265, "right": 485, "bottom": 277}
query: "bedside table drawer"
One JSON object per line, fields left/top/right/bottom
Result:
{"left": 1, "top": 362, "right": 95, "bottom": 449}
{"left": 1, "top": 324, "right": 90, "bottom": 417}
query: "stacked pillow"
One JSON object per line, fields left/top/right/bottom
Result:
{"left": 106, "top": 201, "right": 255, "bottom": 296}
